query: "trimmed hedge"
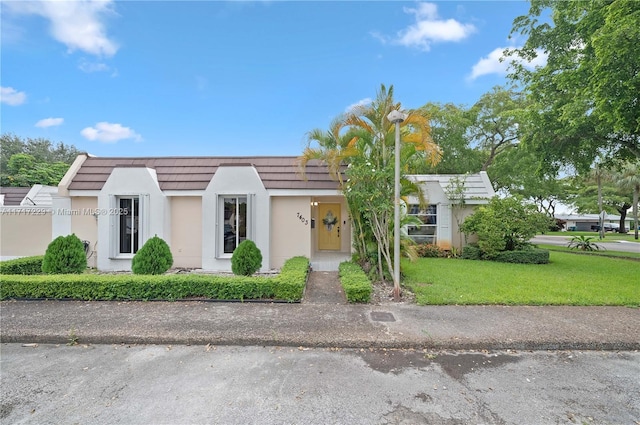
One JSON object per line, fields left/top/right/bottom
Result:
{"left": 339, "top": 261, "right": 372, "bottom": 303}
{"left": 275, "top": 256, "right": 309, "bottom": 301}
{"left": 132, "top": 235, "right": 174, "bottom": 275}
{"left": 231, "top": 240, "right": 263, "bottom": 276}
{"left": 462, "top": 245, "right": 482, "bottom": 260}
{"left": 0, "top": 256, "right": 44, "bottom": 275}
{"left": 42, "top": 234, "right": 87, "bottom": 274}
{"left": 462, "top": 245, "right": 549, "bottom": 264}
{"left": 494, "top": 249, "right": 550, "bottom": 264}
{"left": 0, "top": 256, "right": 309, "bottom": 302}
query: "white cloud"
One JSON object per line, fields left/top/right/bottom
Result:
{"left": 78, "top": 59, "right": 110, "bottom": 73}
{"left": 35, "top": 117, "right": 64, "bottom": 128}
{"left": 345, "top": 98, "right": 372, "bottom": 113}
{"left": 468, "top": 47, "right": 548, "bottom": 80}
{"left": 0, "top": 86, "right": 27, "bottom": 105}
{"left": 81, "top": 122, "right": 142, "bottom": 143}
{"left": 5, "top": 0, "right": 118, "bottom": 57}
{"left": 375, "top": 2, "right": 475, "bottom": 51}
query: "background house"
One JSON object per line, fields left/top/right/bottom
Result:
{"left": 555, "top": 213, "right": 636, "bottom": 232}
{"left": 0, "top": 185, "right": 57, "bottom": 260}
{"left": 406, "top": 172, "right": 495, "bottom": 249}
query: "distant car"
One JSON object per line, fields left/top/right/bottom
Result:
{"left": 603, "top": 223, "right": 620, "bottom": 232}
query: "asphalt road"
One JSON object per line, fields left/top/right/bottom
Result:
{"left": 1, "top": 344, "right": 638, "bottom": 425}
{"left": 531, "top": 235, "right": 640, "bottom": 253}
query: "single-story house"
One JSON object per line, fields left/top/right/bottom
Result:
{"left": 0, "top": 185, "right": 58, "bottom": 260}
{"left": 555, "top": 213, "right": 636, "bottom": 232}
{"left": 2, "top": 154, "right": 495, "bottom": 271}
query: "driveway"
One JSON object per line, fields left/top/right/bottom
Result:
{"left": 531, "top": 235, "right": 640, "bottom": 254}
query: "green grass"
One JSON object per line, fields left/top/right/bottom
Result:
{"left": 403, "top": 251, "right": 640, "bottom": 306}
{"left": 545, "top": 231, "right": 640, "bottom": 243}
{"left": 536, "top": 244, "right": 640, "bottom": 260}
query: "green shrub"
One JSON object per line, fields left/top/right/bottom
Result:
{"left": 0, "top": 256, "right": 44, "bottom": 275}
{"left": 415, "top": 243, "right": 445, "bottom": 258}
{"left": 231, "top": 240, "right": 263, "bottom": 276}
{"left": 461, "top": 196, "right": 552, "bottom": 258}
{"left": 273, "top": 256, "right": 309, "bottom": 301}
{"left": 462, "top": 245, "right": 482, "bottom": 260}
{"left": 42, "top": 234, "right": 87, "bottom": 274}
{"left": 0, "top": 256, "right": 310, "bottom": 302}
{"left": 132, "top": 235, "right": 173, "bottom": 275}
{"left": 567, "top": 235, "right": 602, "bottom": 251}
{"left": 494, "top": 249, "right": 550, "bottom": 264}
{"left": 339, "top": 261, "right": 372, "bottom": 303}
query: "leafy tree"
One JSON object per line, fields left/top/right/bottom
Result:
{"left": 566, "top": 166, "right": 633, "bottom": 233}
{"left": 412, "top": 102, "right": 482, "bottom": 174}
{"left": 231, "top": 239, "right": 263, "bottom": 276}
{"left": 461, "top": 197, "right": 551, "bottom": 259}
{"left": 469, "top": 86, "right": 524, "bottom": 171}
{"left": 0, "top": 133, "right": 79, "bottom": 186}
{"left": 42, "top": 234, "right": 87, "bottom": 274}
{"left": 131, "top": 235, "right": 173, "bottom": 275}
{"left": 507, "top": 0, "right": 640, "bottom": 172}
{"left": 489, "top": 145, "right": 570, "bottom": 218}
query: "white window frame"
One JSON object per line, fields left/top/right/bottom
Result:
{"left": 216, "top": 194, "right": 255, "bottom": 258}
{"left": 109, "top": 194, "right": 149, "bottom": 259}
{"left": 407, "top": 204, "right": 438, "bottom": 244}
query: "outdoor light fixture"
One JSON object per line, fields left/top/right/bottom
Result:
{"left": 387, "top": 109, "right": 407, "bottom": 300}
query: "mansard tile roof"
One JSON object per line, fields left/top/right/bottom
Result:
{"left": 68, "top": 156, "right": 342, "bottom": 191}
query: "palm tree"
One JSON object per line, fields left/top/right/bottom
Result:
{"left": 343, "top": 84, "right": 441, "bottom": 299}
{"left": 617, "top": 161, "right": 640, "bottom": 240}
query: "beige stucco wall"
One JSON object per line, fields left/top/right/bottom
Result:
{"left": 0, "top": 208, "right": 52, "bottom": 258}
{"left": 271, "top": 196, "right": 312, "bottom": 269}
{"left": 170, "top": 197, "right": 202, "bottom": 269}
{"left": 451, "top": 206, "right": 477, "bottom": 249}
{"left": 70, "top": 197, "right": 99, "bottom": 267}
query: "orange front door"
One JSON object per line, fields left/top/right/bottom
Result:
{"left": 317, "top": 203, "right": 341, "bottom": 250}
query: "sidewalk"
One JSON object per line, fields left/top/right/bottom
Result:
{"left": 2, "top": 271, "right": 639, "bottom": 351}
{"left": 2, "top": 299, "right": 638, "bottom": 350}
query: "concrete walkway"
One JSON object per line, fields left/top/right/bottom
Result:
{"left": 303, "top": 271, "right": 346, "bottom": 304}
{"left": 2, "top": 276, "right": 639, "bottom": 350}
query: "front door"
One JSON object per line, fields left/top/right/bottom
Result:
{"left": 318, "top": 203, "right": 341, "bottom": 250}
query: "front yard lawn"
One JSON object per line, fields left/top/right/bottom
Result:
{"left": 403, "top": 251, "right": 639, "bottom": 307}
{"left": 545, "top": 231, "right": 640, "bottom": 243}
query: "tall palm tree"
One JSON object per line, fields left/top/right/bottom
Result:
{"left": 297, "top": 115, "right": 360, "bottom": 186}
{"left": 343, "top": 84, "right": 441, "bottom": 299}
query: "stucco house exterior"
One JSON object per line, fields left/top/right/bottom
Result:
{"left": 2, "top": 154, "right": 495, "bottom": 271}
{"left": 0, "top": 185, "right": 57, "bottom": 260}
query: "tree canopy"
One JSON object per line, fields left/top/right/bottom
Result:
{"left": 507, "top": 0, "right": 640, "bottom": 172}
{"left": 0, "top": 133, "right": 80, "bottom": 187}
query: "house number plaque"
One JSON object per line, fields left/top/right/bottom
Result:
{"left": 296, "top": 212, "right": 309, "bottom": 226}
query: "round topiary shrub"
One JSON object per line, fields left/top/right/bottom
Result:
{"left": 42, "top": 234, "right": 87, "bottom": 274}
{"left": 132, "top": 235, "right": 173, "bottom": 275}
{"left": 231, "top": 240, "right": 262, "bottom": 276}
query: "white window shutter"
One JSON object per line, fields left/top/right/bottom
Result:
{"left": 140, "top": 193, "right": 150, "bottom": 244}
{"left": 109, "top": 195, "right": 117, "bottom": 258}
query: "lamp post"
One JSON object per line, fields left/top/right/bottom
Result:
{"left": 387, "top": 109, "right": 408, "bottom": 301}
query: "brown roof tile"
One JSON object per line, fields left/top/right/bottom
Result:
{"left": 67, "top": 156, "right": 343, "bottom": 191}
{"left": 0, "top": 187, "right": 31, "bottom": 206}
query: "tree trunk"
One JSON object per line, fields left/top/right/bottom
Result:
{"left": 633, "top": 186, "right": 639, "bottom": 240}
{"left": 617, "top": 203, "right": 631, "bottom": 234}
{"left": 597, "top": 170, "right": 605, "bottom": 240}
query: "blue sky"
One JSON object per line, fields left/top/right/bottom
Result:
{"left": 1, "top": 1, "right": 543, "bottom": 158}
